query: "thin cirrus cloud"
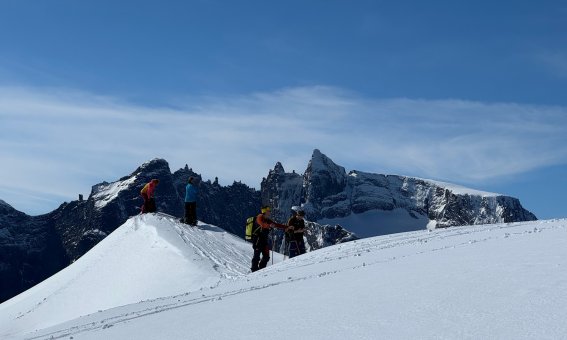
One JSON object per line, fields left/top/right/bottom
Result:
{"left": 536, "top": 50, "right": 567, "bottom": 78}
{"left": 1, "top": 85, "right": 566, "bottom": 215}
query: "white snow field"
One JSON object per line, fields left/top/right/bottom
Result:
{"left": 0, "top": 213, "right": 281, "bottom": 338}
{"left": 1, "top": 216, "right": 566, "bottom": 340}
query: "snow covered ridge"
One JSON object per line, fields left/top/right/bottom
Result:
{"left": 0, "top": 213, "right": 272, "bottom": 338}
{"left": 2, "top": 217, "right": 565, "bottom": 339}
{"left": 263, "top": 149, "right": 536, "bottom": 237}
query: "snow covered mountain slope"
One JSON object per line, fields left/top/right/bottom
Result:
{"left": 5, "top": 218, "right": 565, "bottom": 340}
{"left": 0, "top": 214, "right": 277, "bottom": 338}
{"left": 263, "top": 149, "right": 536, "bottom": 238}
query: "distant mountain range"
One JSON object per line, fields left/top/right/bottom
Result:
{"left": 0, "top": 149, "right": 536, "bottom": 303}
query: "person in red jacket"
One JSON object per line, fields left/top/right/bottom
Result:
{"left": 250, "top": 206, "right": 288, "bottom": 272}
{"left": 140, "top": 179, "right": 159, "bottom": 213}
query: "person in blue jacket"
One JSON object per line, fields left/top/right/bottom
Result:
{"left": 184, "top": 177, "right": 199, "bottom": 226}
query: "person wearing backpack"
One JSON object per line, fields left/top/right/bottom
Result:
{"left": 287, "top": 207, "right": 307, "bottom": 258}
{"left": 184, "top": 177, "right": 198, "bottom": 226}
{"left": 140, "top": 179, "right": 159, "bottom": 213}
{"left": 250, "top": 206, "right": 288, "bottom": 272}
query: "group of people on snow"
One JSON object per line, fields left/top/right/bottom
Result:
{"left": 139, "top": 177, "right": 307, "bottom": 272}
{"left": 249, "top": 205, "right": 307, "bottom": 272}
{"left": 140, "top": 177, "right": 198, "bottom": 226}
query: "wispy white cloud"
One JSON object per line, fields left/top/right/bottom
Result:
{"left": 1, "top": 85, "right": 566, "bottom": 215}
{"left": 537, "top": 50, "right": 567, "bottom": 77}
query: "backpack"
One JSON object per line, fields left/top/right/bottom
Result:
{"left": 245, "top": 215, "right": 262, "bottom": 242}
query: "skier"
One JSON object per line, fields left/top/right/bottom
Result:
{"left": 287, "top": 206, "right": 307, "bottom": 258}
{"left": 251, "top": 206, "right": 288, "bottom": 272}
{"left": 184, "top": 177, "right": 198, "bottom": 226}
{"left": 140, "top": 179, "right": 159, "bottom": 213}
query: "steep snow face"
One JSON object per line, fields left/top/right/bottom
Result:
{"left": 92, "top": 176, "right": 138, "bottom": 209}
{"left": 8, "top": 219, "right": 566, "bottom": 340}
{"left": 0, "top": 213, "right": 265, "bottom": 337}
{"left": 414, "top": 177, "right": 499, "bottom": 197}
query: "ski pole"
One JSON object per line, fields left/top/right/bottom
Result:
{"left": 271, "top": 229, "right": 274, "bottom": 265}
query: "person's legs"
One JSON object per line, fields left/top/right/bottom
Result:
{"left": 258, "top": 245, "right": 271, "bottom": 269}
{"left": 148, "top": 198, "right": 157, "bottom": 213}
{"left": 289, "top": 241, "right": 299, "bottom": 258}
{"left": 184, "top": 202, "right": 191, "bottom": 223}
{"left": 141, "top": 193, "right": 149, "bottom": 213}
{"left": 189, "top": 202, "right": 197, "bottom": 225}
{"left": 298, "top": 239, "right": 306, "bottom": 255}
{"left": 251, "top": 248, "right": 261, "bottom": 272}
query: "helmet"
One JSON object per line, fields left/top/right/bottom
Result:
{"left": 261, "top": 206, "right": 272, "bottom": 214}
{"left": 291, "top": 206, "right": 305, "bottom": 216}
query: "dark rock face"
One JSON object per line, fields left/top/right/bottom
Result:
{"left": 0, "top": 201, "right": 68, "bottom": 303}
{"left": 171, "top": 166, "right": 261, "bottom": 237}
{"left": 303, "top": 149, "right": 348, "bottom": 218}
{"left": 304, "top": 221, "right": 357, "bottom": 251}
{"left": 260, "top": 162, "right": 303, "bottom": 223}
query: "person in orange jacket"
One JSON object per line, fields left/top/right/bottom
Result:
{"left": 250, "top": 206, "right": 288, "bottom": 272}
{"left": 140, "top": 179, "right": 159, "bottom": 213}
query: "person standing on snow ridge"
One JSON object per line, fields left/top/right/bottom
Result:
{"left": 184, "top": 177, "right": 198, "bottom": 226}
{"left": 140, "top": 179, "right": 159, "bottom": 213}
{"left": 287, "top": 207, "right": 307, "bottom": 258}
{"left": 251, "top": 206, "right": 288, "bottom": 272}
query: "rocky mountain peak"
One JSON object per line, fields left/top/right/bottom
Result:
{"left": 308, "top": 149, "right": 345, "bottom": 174}
{"left": 133, "top": 158, "right": 170, "bottom": 177}
{"left": 0, "top": 199, "right": 15, "bottom": 213}
{"left": 303, "top": 150, "right": 348, "bottom": 215}
{"left": 272, "top": 162, "right": 286, "bottom": 175}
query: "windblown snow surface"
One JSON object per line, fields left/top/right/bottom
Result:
{"left": 91, "top": 176, "right": 138, "bottom": 209}
{"left": 1, "top": 215, "right": 566, "bottom": 340}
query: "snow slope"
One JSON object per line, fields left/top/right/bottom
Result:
{"left": 0, "top": 213, "right": 281, "bottom": 338}
{"left": 3, "top": 218, "right": 565, "bottom": 340}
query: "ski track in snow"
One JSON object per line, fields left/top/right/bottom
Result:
{"left": 17, "top": 218, "right": 567, "bottom": 340}
{"left": 155, "top": 213, "right": 252, "bottom": 282}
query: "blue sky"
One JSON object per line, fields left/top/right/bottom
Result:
{"left": 0, "top": 0, "right": 566, "bottom": 219}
